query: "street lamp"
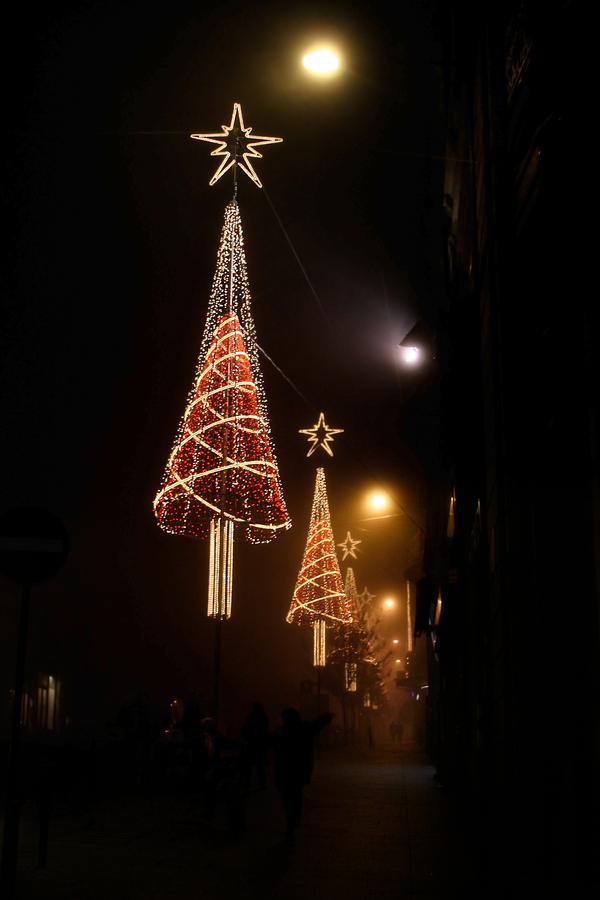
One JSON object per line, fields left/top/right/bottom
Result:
{"left": 398, "top": 319, "right": 437, "bottom": 365}
{"left": 400, "top": 345, "right": 420, "bottom": 364}
{"left": 370, "top": 493, "right": 387, "bottom": 510}
{"left": 302, "top": 48, "right": 340, "bottom": 74}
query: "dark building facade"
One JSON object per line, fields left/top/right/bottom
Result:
{"left": 405, "top": 1, "right": 599, "bottom": 887}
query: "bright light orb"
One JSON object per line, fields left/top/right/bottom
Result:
{"left": 371, "top": 494, "right": 386, "bottom": 509}
{"left": 402, "top": 346, "right": 420, "bottom": 364}
{"left": 385, "top": 598, "right": 395, "bottom": 608}
{"left": 303, "top": 49, "right": 339, "bottom": 73}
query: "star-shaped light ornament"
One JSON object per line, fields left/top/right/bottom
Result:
{"left": 299, "top": 412, "right": 344, "bottom": 457}
{"left": 338, "top": 532, "right": 362, "bottom": 560}
{"left": 191, "top": 103, "right": 282, "bottom": 188}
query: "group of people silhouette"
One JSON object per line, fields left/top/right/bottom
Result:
{"left": 128, "top": 697, "right": 335, "bottom": 836}
{"left": 179, "top": 701, "right": 334, "bottom": 834}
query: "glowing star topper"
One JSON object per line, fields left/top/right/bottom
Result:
{"left": 338, "top": 531, "right": 361, "bottom": 560}
{"left": 299, "top": 412, "right": 344, "bottom": 457}
{"left": 191, "top": 103, "right": 282, "bottom": 188}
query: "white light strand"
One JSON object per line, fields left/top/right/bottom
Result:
{"left": 208, "top": 518, "right": 234, "bottom": 617}
{"left": 314, "top": 619, "right": 327, "bottom": 667}
{"left": 407, "top": 581, "right": 413, "bottom": 653}
{"left": 345, "top": 662, "right": 357, "bottom": 691}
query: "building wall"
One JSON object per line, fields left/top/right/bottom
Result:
{"left": 423, "top": 0, "right": 599, "bottom": 885}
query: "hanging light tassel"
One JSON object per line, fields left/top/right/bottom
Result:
{"left": 345, "top": 662, "right": 357, "bottom": 692}
{"left": 313, "top": 619, "right": 327, "bottom": 667}
{"left": 208, "top": 517, "right": 234, "bottom": 618}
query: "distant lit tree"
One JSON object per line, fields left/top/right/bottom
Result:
{"left": 287, "top": 468, "right": 353, "bottom": 664}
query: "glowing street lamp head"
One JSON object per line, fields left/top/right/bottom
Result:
{"left": 303, "top": 48, "right": 339, "bottom": 74}
{"left": 370, "top": 493, "right": 386, "bottom": 509}
{"left": 385, "top": 598, "right": 395, "bottom": 608}
{"left": 402, "top": 346, "right": 420, "bottom": 364}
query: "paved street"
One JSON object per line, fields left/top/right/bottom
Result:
{"left": 8, "top": 745, "right": 479, "bottom": 899}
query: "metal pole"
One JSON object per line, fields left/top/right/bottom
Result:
{"left": 213, "top": 584, "right": 222, "bottom": 724}
{"left": 213, "top": 430, "right": 228, "bottom": 726}
{"left": 1, "top": 582, "right": 31, "bottom": 899}
{"left": 213, "top": 173, "right": 236, "bottom": 726}
{"left": 316, "top": 667, "right": 321, "bottom": 714}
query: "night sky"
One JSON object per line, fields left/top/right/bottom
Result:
{"left": 2, "top": 1, "right": 446, "bottom": 729}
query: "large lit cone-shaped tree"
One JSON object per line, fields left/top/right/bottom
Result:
{"left": 154, "top": 200, "right": 291, "bottom": 618}
{"left": 328, "top": 567, "right": 375, "bottom": 691}
{"left": 287, "top": 468, "right": 352, "bottom": 665}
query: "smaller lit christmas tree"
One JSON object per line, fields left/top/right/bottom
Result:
{"left": 356, "top": 586, "right": 393, "bottom": 706}
{"left": 287, "top": 468, "right": 352, "bottom": 665}
{"left": 328, "top": 567, "right": 374, "bottom": 690}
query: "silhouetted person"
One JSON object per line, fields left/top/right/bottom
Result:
{"left": 396, "top": 720, "right": 404, "bottom": 745}
{"left": 268, "top": 708, "right": 334, "bottom": 836}
{"left": 179, "top": 699, "right": 204, "bottom": 762}
{"left": 178, "top": 699, "right": 205, "bottom": 794}
{"left": 179, "top": 699, "right": 204, "bottom": 744}
{"left": 241, "top": 702, "right": 268, "bottom": 790}
{"left": 115, "top": 692, "right": 154, "bottom": 791}
{"left": 200, "top": 718, "right": 246, "bottom": 829}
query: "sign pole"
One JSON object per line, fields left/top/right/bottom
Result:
{"left": 0, "top": 582, "right": 31, "bottom": 898}
{"left": 0, "top": 507, "right": 69, "bottom": 899}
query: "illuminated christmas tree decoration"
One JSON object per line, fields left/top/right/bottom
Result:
{"left": 154, "top": 311, "right": 289, "bottom": 542}
{"left": 337, "top": 531, "right": 361, "bottom": 560}
{"left": 154, "top": 201, "right": 290, "bottom": 545}
{"left": 345, "top": 662, "right": 357, "bottom": 691}
{"left": 191, "top": 103, "right": 282, "bottom": 188}
{"left": 359, "top": 587, "right": 376, "bottom": 614}
{"left": 208, "top": 518, "right": 233, "bottom": 618}
{"left": 299, "top": 412, "right": 344, "bottom": 457}
{"left": 345, "top": 568, "right": 365, "bottom": 626}
{"left": 329, "top": 567, "right": 375, "bottom": 678}
{"left": 314, "top": 619, "right": 327, "bottom": 667}
{"left": 154, "top": 200, "right": 290, "bottom": 622}
{"left": 287, "top": 468, "right": 352, "bottom": 628}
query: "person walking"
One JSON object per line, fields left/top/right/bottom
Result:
{"left": 268, "top": 708, "right": 333, "bottom": 836}
{"left": 241, "top": 702, "right": 268, "bottom": 790}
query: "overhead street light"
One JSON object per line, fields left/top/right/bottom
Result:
{"left": 370, "top": 493, "right": 387, "bottom": 509}
{"left": 302, "top": 48, "right": 340, "bottom": 74}
{"left": 400, "top": 346, "right": 420, "bottom": 364}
